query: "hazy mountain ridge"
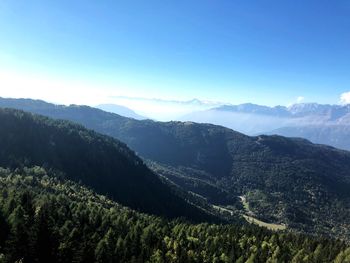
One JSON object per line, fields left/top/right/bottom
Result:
{"left": 96, "top": 103, "right": 147, "bottom": 120}
{"left": 180, "top": 102, "right": 350, "bottom": 150}
{"left": 214, "top": 103, "right": 350, "bottom": 120}
{"left": 1, "top": 98, "right": 350, "bottom": 240}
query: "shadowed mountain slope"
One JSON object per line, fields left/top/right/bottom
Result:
{"left": 0, "top": 108, "right": 214, "bottom": 222}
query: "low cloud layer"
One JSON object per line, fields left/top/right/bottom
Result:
{"left": 110, "top": 96, "right": 224, "bottom": 120}
{"left": 340, "top": 92, "right": 350, "bottom": 105}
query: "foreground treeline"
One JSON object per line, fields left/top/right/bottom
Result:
{"left": 0, "top": 167, "right": 349, "bottom": 263}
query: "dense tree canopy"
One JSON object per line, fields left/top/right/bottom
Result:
{"left": 0, "top": 108, "right": 214, "bottom": 222}
{"left": 0, "top": 167, "right": 349, "bottom": 263}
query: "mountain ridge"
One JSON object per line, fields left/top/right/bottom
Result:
{"left": 213, "top": 102, "right": 350, "bottom": 118}
{"left": 1, "top": 98, "right": 350, "bottom": 239}
{"left": 96, "top": 103, "right": 147, "bottom": 120}
{"left": 180, "top": 102, "right": 350, "bottom": 150}
{"left": 0, "top": 108, "right": 215, "bottom": 222}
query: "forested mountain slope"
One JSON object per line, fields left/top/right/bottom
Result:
{"left": 0, "top": 167, "right": 349, "bottom": 263}
{"left": 1, "top": 98, "right": 350, "bottom": 240}
{"left": 0, "top": 108, "right": 213, "bottom": 222}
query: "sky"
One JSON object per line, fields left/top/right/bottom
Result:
{"left": 0, "top": 0, "right": 350, "bottom": 114}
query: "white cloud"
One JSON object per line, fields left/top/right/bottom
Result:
{"left": 296, "top": 96, "right": 305, "bottom": 103}
{"left": 340, "top": 92, "right": 350, "bottom": 105}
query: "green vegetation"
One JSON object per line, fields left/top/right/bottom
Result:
{"left": 214, "top": 200, "right": 286, "bottom": 231}
{"left": 0, "top": 108, "right": 214, "bottom": 222}
{"left": 0, "top": 167, "right": 349, "bottom": 263}
{"left": 1, "top": 98, "right": 350, "bottom": 240}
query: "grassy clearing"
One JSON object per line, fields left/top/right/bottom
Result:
{"left": 243, "top": 215, "right": 286, "bottom": 231}
{"left": 239, "top": 195, "right": 287, "bottom": 231}
{"left": 212, "top": 197, "right": 287, "bottom": 231}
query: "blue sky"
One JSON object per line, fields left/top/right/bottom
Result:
{"left": 0, "top": 0, "right": 350, "bottom": 107}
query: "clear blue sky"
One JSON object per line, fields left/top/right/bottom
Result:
{"left": 0, "top": 0, "right": 350, "bottom": 106}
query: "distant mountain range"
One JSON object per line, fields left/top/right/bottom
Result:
{"left": 109, "top": 96, "right": 223, "bottom": 120}
{"left": 213, "top": 103, "right": 350, "bottom": 120}
{"left": 1, "top": 97, "right": 350, "bottom": 240}
{"left": 180, "top": 102, "right": 350, "bottom": 150}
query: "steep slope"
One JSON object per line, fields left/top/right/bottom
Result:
{"left": 1, "top": 167, "right": 348, "bottom": 263}
{"left": 0, "top": 108, "right": 214, "bottom": 222}
{"left": 1, "top": 98, "right": 350, "bottom": 239}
